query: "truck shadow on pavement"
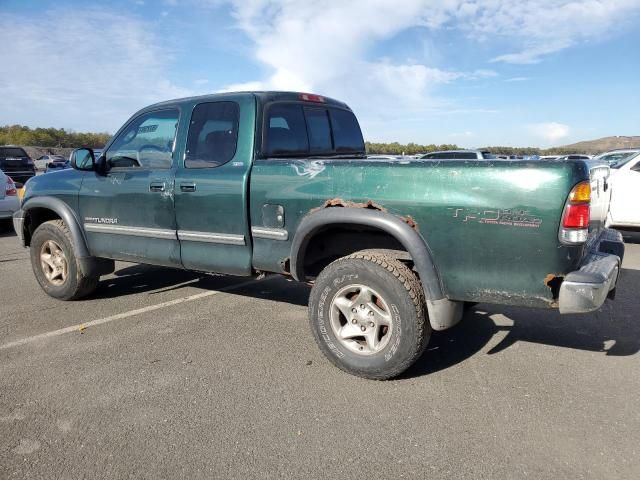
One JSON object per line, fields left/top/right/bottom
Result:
{"left": 92, "top": 264, "right": 310, "bottom": 306}
{"left": 403, "top": 267, "right": 640, "bottom": 379}
{"left": 91, "top": 264, "right": 207, "bottom": 299}
{"left": 0, "top": 222, "right": 16, "bottom": 238}
{"left": 92, "top": 263, "right": 639, "bottom": 380}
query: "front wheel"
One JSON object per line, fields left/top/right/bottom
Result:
{"left": 308, "top": 251, "right": 430, "bottom": 380}
{"left": 30, "top": 220, "right": 99, "bottom": 300}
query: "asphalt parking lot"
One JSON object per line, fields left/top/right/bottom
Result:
{"left": 1, "top": 225, "right": 639, "bottom": 479}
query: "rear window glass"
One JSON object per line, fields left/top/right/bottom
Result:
{"left": 304, "top": 108, "right": 332, "bottom": 152}
{"left": 330, "top": 109, "right": 365, "bottom": 153}
{"left": 0, "top": 147, "right": 28, "bottom": 157}
{"left": 185, "top": 101, "right": 240, "bottom": 168}
{"left": 265, "top": 103, "right": 364, "bottom": 157}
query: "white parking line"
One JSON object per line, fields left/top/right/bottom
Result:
{"left": 0, "top": 278, "right": 267, "bottom": 351}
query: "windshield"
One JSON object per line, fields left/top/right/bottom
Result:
{"left": 598, "top": 151, "right": 639, "bottom": 169}
{"left": 0, "top": 147, "right": 28, "bottom": 158}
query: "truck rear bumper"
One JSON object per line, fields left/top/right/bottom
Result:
{"left": 558, "top": 229, "right": 624, "bottom": 314}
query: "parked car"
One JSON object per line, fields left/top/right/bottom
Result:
{"left": 603, "top": 149, "right": 640, "bottom": 228}
{"left": 367, "top": 154, "right": 401, "bottom": 160}
{"left": 592, "top": 149, "right": 639, "bottom": 167}
{"left": 35, "top": 155, "right": 66, "bottom": 171}
{"left": 420, "top": 150, "right": 493, "bottom": 159}
{"left": 14, "top": 91, "right": 624, "bottom": 380}
{"left": 554, "top": 154, "right": 592, "bottom": 161}
{"left": 0, "top": 146, "right": 36, "bottom": 185}
{"left": 44, "top": 158, "right": 71, "bottom": 173}
{"left": 539, "top": 155, "right": 559, "bottom": 161}
{"left": 0, "top": 170, "right": 19, "bottom": 230}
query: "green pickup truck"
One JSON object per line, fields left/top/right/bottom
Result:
{"left": 13, "top": 91, "right": 624, "bottom": 379}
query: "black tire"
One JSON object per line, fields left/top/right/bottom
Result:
{"left": 309, "top": 251, "right": 430, "bottom": 380}
{"left": 30, "top": 220, "right": 99, "bottom": 300}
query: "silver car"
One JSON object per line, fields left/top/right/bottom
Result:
{"left": 420, "top": 150, "right": 494, "bottom": 160}
{"left": 0, "top": 170, "right": 20, "bottom": 229}
{"left": 35, "top": 154, "right": 66, "bottom": 171}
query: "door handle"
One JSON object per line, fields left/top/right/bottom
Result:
{"left": 180, "top": 182, "right": 196, "bottom": 193}
{"left": 149, "top": 182, "right": 165, "bottom": 192}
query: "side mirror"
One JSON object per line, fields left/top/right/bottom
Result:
{"left": 70, "top": 148, "right": 95, "bottom": 171}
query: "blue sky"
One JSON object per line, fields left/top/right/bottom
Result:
{"left": 1, "top": 0, "right": 639, "bottom": 147}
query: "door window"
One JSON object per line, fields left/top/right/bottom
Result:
{"left": 105, "top": 109, "right": 179, "bottom": 169}
{"left": 185, "top": 102, "right": 240, "bottom": 168}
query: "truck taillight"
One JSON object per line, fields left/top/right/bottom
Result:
{"left": 559, "top": 181, "right": 590, "bottom": 244}
{"left": 6, "top": 177, "right": 17, "bottom": 196}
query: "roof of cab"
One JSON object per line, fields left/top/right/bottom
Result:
{"left": 143, "top": 91, "right": 351, "bottom": 112}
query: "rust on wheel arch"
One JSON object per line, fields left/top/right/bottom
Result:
{"left": 309, "top": 197, "right": 418, "bottom": 230}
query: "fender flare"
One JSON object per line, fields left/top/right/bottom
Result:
{"left": 22, "top": 196, "right": 91, "bottom": 258}
{"left": 290, "top": 208, "right": 445, "bottom": 301}
{"left": 21, "top": 196, "right": 115, "bottom": 277}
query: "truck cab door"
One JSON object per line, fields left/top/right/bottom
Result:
{"left": 173, "top": 97, "right": 255, "bottom": 275}
{"left": 609, "top": 157, "right": 640, "bottom": 226}
{"left": 79, "top": 108, "right": 181, "bottom": 267}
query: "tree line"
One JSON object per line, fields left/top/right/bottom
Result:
{"left": 0, "top": 125, "right": 111, "bottom": 148}
{"left": 366, "top": 142, "right": 591, "bottom": 156}
{"left": 1, "top": 124, "right": 592, "bottom": 156}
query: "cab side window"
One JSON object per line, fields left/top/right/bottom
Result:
{"left": 105, "top": 109, "right": 179, "bottom": 169}
{"left": 185, "top": 102, "right": 240, "bottom": 168}
{"left": 264, "top": 103, "right": 365, "bottom": 157}
{"left": 266, "top": 104, "right": 309, "bottom": 156}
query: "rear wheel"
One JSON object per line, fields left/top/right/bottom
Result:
{"left": 308, "top": 251, "right": 430, "bottom": 380}
{"left": 30, "top": 220, "right": 99, "bottom": 300}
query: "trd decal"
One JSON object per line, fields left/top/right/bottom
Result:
{"left": 448, "top": 207, "right": 542, "bottom": 228}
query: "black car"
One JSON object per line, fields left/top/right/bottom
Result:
{"left": 0, "top": 146, "right": 36, "bottom": 185}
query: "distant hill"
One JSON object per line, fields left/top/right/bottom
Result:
{"left": 556, "top": 136, "right": 640, "bottom": 155}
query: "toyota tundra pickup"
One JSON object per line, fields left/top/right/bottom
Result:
{"left": 13, "top": 91, "right": 625, "bottom": 379}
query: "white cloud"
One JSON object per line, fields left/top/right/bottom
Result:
{"left": 481, "top": 0, "right": 640, "bottom": 64}
{"left": 222, "top": 0, "right": 640, "bottom": 139}
{"left": 0, "top": 9, "right": 193, "bottom": 132}
{"left": 505, "top": 77, "right": 530, "bottom": 82}
{"left": 3, "top": 0, "right": 639, "bottom": 143}
{"left": 529, "top": 122, "right": 570, "bottom": 144}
